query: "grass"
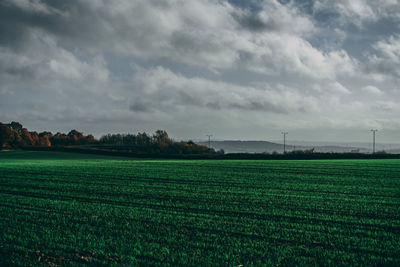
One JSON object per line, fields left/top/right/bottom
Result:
{"left": 0, "top": 151, "right": 399, "bottom": 266}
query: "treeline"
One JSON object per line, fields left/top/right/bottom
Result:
{"left": 0, "top": 122, "right": 95, "bottom": 148}
{"left": 98, "top": 130, "right": 218, "bottom": 155}
{"left": 0, "top": 122, "right": 216, "bottom": 155}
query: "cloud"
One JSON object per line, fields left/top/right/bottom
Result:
{"left": 129, "top": 66, "right": 319, "bottom": 114}
{"left": 373, "top": 100, "right": 397, "bottom": 112}
{"left": 7, "top": 0, "right": 63, "bottom": 15}
{"left": 0, "top": 0, "right": 356, "bottom": 80}
{"left": 0, "top": 27, "right": 119, "bottom": 128}
{"left": 313, "top": 0, "right": 400, "bottom": 27}
{"left": 373, "top": 35, "right": 400, "bottom": 62}
{"left": 129, "top": 100, "right": 152, "bottom": 112}
{"left": 362, "top": 85, "right": 383, "bottom": 95}
{"left": 365, "top": 35, "right": 400, "bottom": 80}
{"left": 0, "top": 0, "right": 399, "bottom": 141}
{"left": 232, "top": 0, "right": 315, "bottom": 35}
{"left": 311, "top": 81, "right": 351, "bottom": 95}
{"left": 0, "top": 30, "right": 109, "bottom": 94}
{"left": 330, "top": 82, "right": 351, "bottom": 94}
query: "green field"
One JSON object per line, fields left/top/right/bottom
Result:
{"left": 0, "top": 151, "right": 399, "bottom": 266}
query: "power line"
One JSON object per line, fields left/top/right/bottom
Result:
{"left": 281, "top": 132, "right": 288, "bottom": 154}
{"left": 206, "top": 134, "right": 213, "bottom": 149}
{"left": 371, "top": 129, "right": 378, "bottom": 154}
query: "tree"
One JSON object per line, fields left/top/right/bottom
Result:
{"left": 20, "top": 128, "right": 34, "bottom": 146}
{"left": 39, "top": 131, "right": 53, "bottom": 138}
{"left": 68, "top": 130, "right": 84, "bottom": 144}
{"left": 153, "top": 130, "right": 171, "bottom": 144}
{"left": 30, "top": 131, "right": 40, "bottom": 146}
{"left": 187, "top": 140, "right": 195, "bottom": 145}
{"left": 136, "top": 132, "right": 151, "bottom": 146}
{"left": 85, "top": 134, "right": 95, "bottom": 144}
{"left": 51, "top": 132, "right": 69, "bottom": 146}
{"left": 0, "top": 122, "right": 99, "bottom": 148}
{"left": 0, "top": 123, "right": 12, "bottom": 148}
{"left": 97, "top": 130, "right": 216, "bottom": 155}
{"left": 9, "top": 121, "right": 23, "bottom": 133}
{"left": 39, "top": 136, "right": 51, "bottom": 147}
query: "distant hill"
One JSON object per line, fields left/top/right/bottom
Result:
{"left": 197, "top": 140, "right": 290, "bottom": 153}
{"left": 196, "top": 140, "right": 371, "bottom": 154}
{"left": 387, "top": 148, "right": 400, "bottom": 154}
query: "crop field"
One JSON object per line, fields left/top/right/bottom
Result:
{"left": 0, "top": 151, "right": 399, "bottom": 266}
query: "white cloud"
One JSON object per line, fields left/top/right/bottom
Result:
{"left": 365, "top": 35, "right": 400, "bottom": 80}
{"left": 373, "top": 35, "right": 400, "bottom": 62}
{"left": 2, "top": 0, "right": 356, "bottom": 80}
{"left": 233, "top": 0, "right": 316, "bottom": 36}
{"left": 374, "top": 100, "right": 398, "bottom": 112}
{"left": 330, "top": 82, "right": 351, "bottom": 94}
{"left": 126, "top": 66, "right": 400, "bottom": 134}
{"left": 129, "top": 66, "right": 320, "bottom": 114}
{"left": 362, "top": 85, "right": 383, "bottom": 95}
{"left": 0, "top": 28, "right": 116, "bottom": 128}
{"left": 314, "top": 0, "right": 400, "bottom": 26}
{"left": 312, "top": 81, "right": 351, "bottom": 95}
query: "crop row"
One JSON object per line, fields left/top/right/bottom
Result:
{"left": 0, "top": 154, "right": 399, "bottom": 265}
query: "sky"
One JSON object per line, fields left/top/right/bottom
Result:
{"left": 0, "top": 0, "right": 399, "bottom": 143}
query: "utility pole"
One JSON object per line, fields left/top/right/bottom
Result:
{"left": 206, "top": 134, "right": 213, "bottom": 149}
{"left": 281, "top": 132, "right": 288, "bottom": 154}
{"left": 371, "top": 129, "right": 378, "bottom": 154}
